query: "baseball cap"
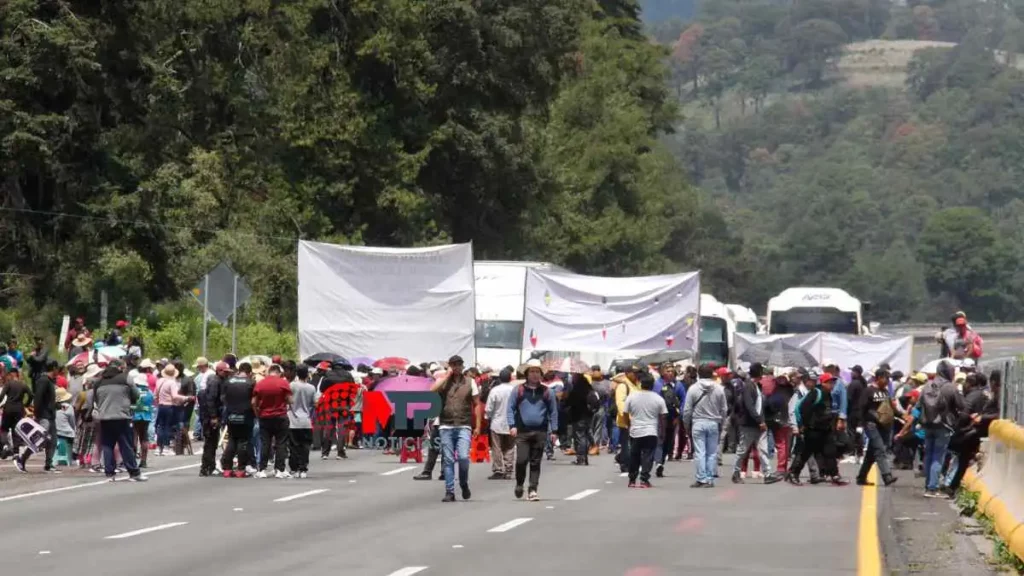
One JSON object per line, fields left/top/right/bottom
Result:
{"left": 590, "top": 364, "right": 602, "bottom": 372}
{"left": 524, "top": 358, "right": 543, "bottom": 372}
{"left": 715, "top": 367, "right": 731, "bottom": 378}
{"left": 912, "top": 372, "right": 927, "bottom": 383}
{"left": 819, "top": 372, "right": 835, "bottom": 383}
{"left": 448, "top": 355, "right": 465, "bottom": 366}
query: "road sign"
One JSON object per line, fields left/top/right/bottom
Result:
{"left": 190, "top": 262, "right": 252, "bottom": 325}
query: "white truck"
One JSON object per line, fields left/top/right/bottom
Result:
{"left": 766, "top": 287, "right": 868, "bottom": 335}
{"left": 726, "top": 304, "right": 760, "bottom": 335}
{"left": 700, "top": 294, "right": 733, "bottom": 367}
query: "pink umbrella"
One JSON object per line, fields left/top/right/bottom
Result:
{"left": 374, "top": 375, "right": 437, "bottom": 419}
{"left": 66, "top": 351, "right": 115, "bottom": 367}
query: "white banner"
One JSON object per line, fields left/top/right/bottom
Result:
{"left": 297, "top": 241, "right": 476, "bottom": 364}
{"left": 734, "top": 332, "right": 913, "bottom": 372}
{"left": 521, "top": 269, "right": 700, "bottom": 354}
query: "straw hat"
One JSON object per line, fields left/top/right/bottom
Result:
{"left": 55, "top": 388, "right": 73, "bottom": 403}
{"left": 251, "top": 358, "right": 267, "bottom": 376}
{"left": 162, "top": 364, "right": 179, "bottom": 378}
{"left": 139, "top": 358, "right": 156, "bottom": 370}
{"left": 71, "top": 333, "right": 92, "bottom": 347}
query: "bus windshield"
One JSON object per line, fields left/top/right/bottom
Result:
{"left": 700, "top": 316, "right": 729, "bottom": 365}
{"left": 735, "top": 321, "right": 757, "bottom": 334}
{"left": 769, "top": 309, "right": 859, "bottom": 334}
{"left": 475, "top": 320, "right": 523, "bottom": 349}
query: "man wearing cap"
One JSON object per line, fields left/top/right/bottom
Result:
{"left": 854, "top": 368, "right": 898, "bottom": 487}
{"left": 652, "top": 362, "right": 686, "bottom": 478}
{"left": 788, "top": 372, "right": 846, "bottom": 485}
{"left": 941, "top": 312, "right": 983, "bottom": 360}
{"left": 731, "top": 363, "right": 781, "bottom": 485}
{"left": 508, "top": 358, "right": 558, "bottom": 500}
{"left": 612, "top": 365, "right": 642, "bottom": 473}
{"left": 846, "top": 365, "right": 867, "bottom": 463}
{"left": 199, "top": 361, "right": 230, "bottom": 477}
{"left": 431, "top": 355, "right": 480, "bottom": 502}
{"left": 87, "top": 362, "right": 147, "bottom": 482}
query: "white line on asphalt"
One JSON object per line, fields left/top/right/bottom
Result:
{"left": 487, "top": 518, "right": 533, "bottom": 533}
{"left": 545, "top": 506, "right": 555, "bottom": 509}
{"left": 452, "top": 544, "right": 464, "bottom": 549}
{"left": 233, "top": 508, "right": 244, "bottom": 512}
{"left": 605, "top": 480, "right": 613, "bottom": 484}
{"left": 380, "top": 466, "right": 418, "bottom": 476}
{"left": 349, "top": 479, "right": 357, "bottom": 483}
{"left": 274, "top": 489, "right": 329, "bottom": 502}
{"left": 619, "top": 472, "right": 628, "bottom": 477}
{"left": 564, "top": 489, "right": 600, "bottom": 501}
{"left": 385, "top": 567, "right": 428, "bottom": 576}
{"left": 0, "top": 463, "right": 201, "bottom": 504}
{"left": 39, "top": 551, "right": 51, "bottom": 555}
{"left": 105, "top": 522, "right": 188, "bottom": 540}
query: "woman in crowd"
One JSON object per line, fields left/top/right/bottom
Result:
{"left": 155, "top": 363, "right": 188, "bottom": 456}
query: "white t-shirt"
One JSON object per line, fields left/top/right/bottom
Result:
{"left": 439, "top": 380, "right": 480, "bottom": 430}
{"left": 624, "top": 390, "right": 668, "bottom": 438}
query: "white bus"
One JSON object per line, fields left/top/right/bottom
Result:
{"left": 474, "top": 261, "right": 561, "bottom": 370}
{"left": 766, "top": 287, "right": 865, "bottom": 335}
{"left": 700, "top": 294, "right": 733, "bottom": 367}
{"left": 726, "top": 304, "right": 759, "bottom": 335}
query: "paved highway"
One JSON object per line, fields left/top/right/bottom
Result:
{"left": 0, "top": 450, "right": 865, "bottom": 576}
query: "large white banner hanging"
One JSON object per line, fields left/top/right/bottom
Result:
{"left": 734, "top": 332, "right": 913, "bottom": 372}
{"left": 297, "top": 241, "right": 476, "bottom": 363}
{"left": 521, "top": 269, "right": 700, "bottom": 355}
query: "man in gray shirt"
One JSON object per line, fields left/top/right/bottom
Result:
{"left": 623, "top": 373, "right": 667, "bottom": 488}
{"left": 287, "top": 362, "right": 317, "bottom": 479}
{"left": 682, "top": 363, "right": 730, "bottom": 488}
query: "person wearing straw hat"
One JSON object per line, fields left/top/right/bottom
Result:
{"left": 69, "top": 333, "right": 93, "bottom": 357}
{"left": 507, "top": 358, "right": 558, "bottom": 501}
{"left": 54, "top": 387, "right": 76, "bottom": 466}
{"left": 0, "top": 365, "right": 32, "bottom": 459}
{"left": 154, "top": 363, "right": 188, "bottom": 457}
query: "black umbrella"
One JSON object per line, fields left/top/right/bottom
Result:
{"left": 638, "top": 350, "right": 693, "bottom": 366}
{"left": 738, "top": 341, "right": 817, "bottom": 368}
{"left": 303, "top": 352, "right": 351, "bottom": 368}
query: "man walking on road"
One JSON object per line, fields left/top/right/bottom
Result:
{"left": 484, "top": 368, "right": 516, "bottom": 480}
{"left": 253, "top": 364, "right": 293, "bottom": 479}
{"left": 432, "top": 356, "right": 480, "bottom": 502}
{"left": 918, "top": 360, "right": 964, "bottom": 498}
{"left": 624, "top": 372, "right": 667, "bottom": 488}
{"left": 15, "top": 359, "right": 59, "bottom": 473}
{"left": 589, "top": 366, "right": 610, "bottom": 453}
{"left": 682, "top": 363, "right": 729, "bottom": 488}
{"left": 613, "top": 365, "right": 642, "bottom": 473}
{"left": 732, "top": 363, "right": 781, "bottom": 485}
{"left": 508, "top": 358, "right": 558, "bottom": 501}
{"left": 221, "top": 363, "right": 256, "bottom": 478}
{"left": 88, "top": 362, "right": 147, "bottom": 482}
{"left": 288, "top": 363, "right": 316, "bottom": 478}
{"left": 653, "top": 362, "right": 685, "bottom": 478}
{"left": 855, "top": 369, "right": 898, "bottom": 487}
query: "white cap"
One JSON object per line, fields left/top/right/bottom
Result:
{"left": 524, "top": 358, "right": 543, "bottom": 372}
{"left": 822, "top": 358, "right": 838, "bottom": 368}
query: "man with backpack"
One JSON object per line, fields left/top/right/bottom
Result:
{"left": 612, "top": 365, "right": 642, "bottom": 473}
{"left": 788, "top": 371, "right": 846, "bottom": 485}
{"left": 653, "top": 362, "right": 685, "bottom": 478}
{"left": 854, "top": 369, "right": 898, "bottom": 487}
{"left": 732, "top": 363, "right": 781, "bottom": 485}
{"left": 507, "top": 358, "right": 558, "bottom": 501}
{"left": 917, "top": 360, "right": 965, "bottom": 497}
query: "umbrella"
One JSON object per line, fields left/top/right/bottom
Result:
{"left": 349, "top": 356, "right": 376, "bottom": 368}
{"left": 96, "top": 346, "right": 127, "bottom": 359}
{"left": 918, "top": 358, "right": 963, "bottom": 375}
{"left": 638, "top": 350, "right": 694, "bottom": 367}
{"left": 373, "top": 357, "right": 410, "bottom": 372}
{"left": 238, "top": 355, "right": 272, "bottom": 367}
{"left": 540, "top": 356, "right": 590, "bottom": 374}
{"left": 738, "top": 341, "right": 817, "bottom": 368}
{"left": 303, "top": 352, "right": 350, "bottom": 367}
{"left": 66, "top": 351, "right": 115, "bottom": 367}
{"left": 374, "top": 375, "right": 437, "bottom": 428}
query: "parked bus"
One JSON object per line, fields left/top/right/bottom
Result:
{"left": 726, "top": 304, "right": 760, "bottom": 335}
{"left": 700, "top": 294, "right": 733, "bottom": 367}
{"left": 766, "top": 287, "right": 866, "bottom": 335}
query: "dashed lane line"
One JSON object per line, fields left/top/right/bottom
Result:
{"left": 380, "top": 466, "right": 418, "bottom": 476}
{"left": 385, "top": 567, "right": 428, "bottom": 576}
{"left": 487, "top": 518, "right": 533, "bottom": 533}
{"left": 105, "top": 521, "right": 188, "bottom": 540}
{"left": 564, "top": 489, "right": 600, "bottom": 501}
{"left": 273, "top": 489, "right": 329, "bottom": 502}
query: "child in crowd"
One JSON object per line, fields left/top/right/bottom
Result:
{"left": 55, "top": 387, "right": 77, "bottom": 466}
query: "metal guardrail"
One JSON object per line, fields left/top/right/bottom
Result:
{"left": 979, "top": 356, "right": 1024, "bottom": 426}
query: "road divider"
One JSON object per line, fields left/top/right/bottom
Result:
{"left": 963, "top": 419, "right": 1024, "bottom": 563}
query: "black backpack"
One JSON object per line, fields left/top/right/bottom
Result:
{"left": 764, "top": 389, "right": 788, "bottom": 428}
{"left": 920, "top": 381, "right": 946, "bottom": 428}
{"left": 661, "top": 383, "right": 681, "bottom": 411}
{"left": 586, "top": 389, "right": 602, "bottom": 412}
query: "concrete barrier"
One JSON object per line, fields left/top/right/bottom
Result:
{"left": 963, "top": 419, "right": 1024, "bottom": 562}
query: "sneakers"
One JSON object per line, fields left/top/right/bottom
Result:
{"left": 43, "top": 467, "right": 61, "bottom": 474}
{"left": 883, "top": 475, "right": 898, "bottom": 487}
{"left": 655, "top": 464, "right": 664, "bottom": 478}
{"left": 690, "top": 481, "right": 706, "bottom": 488}
{"left": 413, "top": 472, "right": 432, "bottom": 481}
{"left": 275, "top": 470, "right": 292, "bottom": 479}
{"left": 627, "top": 481, "right": 637, "bottom": 488}
{"left": 214, "top": 467, "right": 224, "bottom": 475}
{"left": 514, "top": 485, "right": 524, "bottom": 499}
{"left": 245, "top": 466, "right": 257, "bottom": 476}
{"left": 223, "top": 470, "right": 234, "bottom": 478}
{"left": 487, "top": 472, "right": 505, "bottom": 480}
{"left": 128, "top": 475, "right": 148, "bottom": 482}
{"left": 321, "top": 455, "right": 329, "bottom": 460}
{"left": 255, "top": 470, "right": 268, "bottom": 479}
{"left": 923, "top": 490, "right": 941, "bottom": 498}
{"left": 14, "top": 457, "right": 25, "bottom": 473}
{"left": 336, "top": 454, "right": 346, "bottom": 460}
{"left": 527, "top": 490, "right": 539, "bottom": 501}
{"left": 298, "top": 471, "right": 308, "bottom": 479}
{"left": 640, "top": 480, "right": 653, "bottom": 489}
{"left": 829, "top": 476, "right": 850, "bottom": 487}
{"left": 461, "top": 485, "right": 471, "bottom": 500}
{"left": 731, "top": 471, "right": 743, "bottom": 484}
{"left": 855, "top": 477, "right": 874, "bottom": 486}
{"left": 785, "top": 474, "right": 803, "bottom": 486}
{"left": 763, "top": 474, "right": 781, "bottom": 485}
{"left": 442, "top": 492, "right": 456, "bottom": 503}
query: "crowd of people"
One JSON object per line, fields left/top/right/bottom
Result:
{"left": 0, "top": 309, "right": 1003, "bottom": 505}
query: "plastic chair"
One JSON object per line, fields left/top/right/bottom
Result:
{"left": 54, "top": 437, "right": 72, "bottom": 466}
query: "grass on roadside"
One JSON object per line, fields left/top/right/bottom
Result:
{"left": 955, "top": 489, "right": 1024, "bottom": 574}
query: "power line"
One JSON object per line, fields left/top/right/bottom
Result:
{"left": 0, "top": 205, "right": 301, "bottom": 242}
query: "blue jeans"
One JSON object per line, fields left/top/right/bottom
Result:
{"left": 439, "top": 427, "right": 471, "bottom": 495}
{"left": 691, "top": 419, "right": 720, "bottom": 485}
{"left": 156, "top": 406, "right": 177, "bottom": 449}
{"left": 923, "top": 428, "right": 952, "bottom": 491}
{"left": 610, "top": 426, "right": 620, "bottom": 451}
{"left": 251, "top": 419, "right": 262, "bottom": 469}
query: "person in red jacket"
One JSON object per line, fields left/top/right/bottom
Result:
{"left": 941, "top": 312, "right": 983, "bottom": 360}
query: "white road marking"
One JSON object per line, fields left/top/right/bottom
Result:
{"left": 452, "top": 544, "right": 464, "bottom": 549}
{"left": 380, "top": 466, "right": 418, "bottom": 476}
{"left": 349, "top": 479, "right": 357, "bottom": 483}
{"left": 39, "top": 550, "right": 51, "bottom": 555}
{"left": 0, "top": 463, "right": 201, "bottom": 504}
{"left": 564, "top": 489, "right": 600, "bottom": 501}
{"left": 605, "top": 480, "right": 613, "bottom": 484}
{"left": 385, "top": 567, "right": 428, "bottom": 576}
{"left": 105, "top": 522, "right": 188, "bottom": 540}
{"left": 619, "top": 472, "right": 628, "bottom": 477}
{"left": 233, "top": 508, "right": 244, "bottom": 512}
{"left": 273, "top": 489, "right": 329, "bottom": 502}
{"left": 487, "top": 518, "right": 533, "bottom": 533}
{"left": 545, "top": 506, "right": 555, "bottom": 509}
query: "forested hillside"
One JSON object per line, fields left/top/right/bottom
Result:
{"left": 651, "top": 0, "right": 1024, "bottom": 322}
{"left": 1, "top": 0, "right": 724, "bottom": 334}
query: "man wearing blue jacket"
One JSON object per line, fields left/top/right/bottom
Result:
{"left": 508, "top": 358, "right": 558, "bottom": 502}
{"left": 652, "top": 362, "right": 687, "bottom": 478}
